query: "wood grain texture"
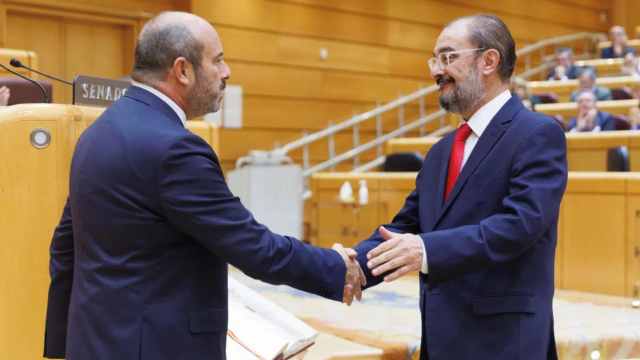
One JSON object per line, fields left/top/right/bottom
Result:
{"left": 387, "top": 131, "right": 640, "bottom": 173}
{"left": 309, "top": 171, "right": 640, "bottom": 297}
{"left": 190, "top": 0, "right": 608, "bottom": 171}
{"left": 0, "top": 103, "right": 219, "bottom": 359}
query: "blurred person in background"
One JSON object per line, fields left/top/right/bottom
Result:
{"left": 510, "top": 76, "right": 540, "bottom": 110}
{"left": 0, "top": 86, "right": 10, "bottom": 106}
{"left": 567, "top": 91, "right": 615, "bottom": 132}
{"left": 547, "top": 48, "right": 579, "bottom": 80}
{"left": 602, "top": 25, "right": 637, "bottom": 59}
{"left": 621, "top": 49, "right": 640, "bottom": 76}
{"left": 569, "top": 68, "right": 612, "bottom": 102}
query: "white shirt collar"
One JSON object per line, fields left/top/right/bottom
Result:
{"left": 131, "top": 81, "right": 187, "bottom": 129}
{"left": 459, "top": 89, "right": 512, "bottom": 137}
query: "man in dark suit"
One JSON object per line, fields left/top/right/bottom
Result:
{"left": 351, "top": 14, "right": 568, "bottom": 359}
{"left": 601, "top": 25, "right": 637, "bottom": 59}
{"left": 43, "top": 11, "right": 365, "bottom": 360}
{"left": 569, "top": 68, "right": 612, "bottom": 102}
{"left": 566, "top": 91, "right": 616, "bottom": 132}
{"left": 547, "top": 48, "right": 580, "bottom": 80}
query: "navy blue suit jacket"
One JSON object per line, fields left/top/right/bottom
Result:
{"left": 566, "top": 111, "right": 616, "bottom": 132}
{"left": 601, "top": 45, "right": 637, "bottom": 59}
{"left": 354, "top": 95, "right": 568, "bottom": 360}
{"left": 43, "top": 86, "right": 346, "bottom": 360}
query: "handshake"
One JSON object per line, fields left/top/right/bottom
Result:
{"left": 331, "top": 226, "right": 425, "bottom": 306}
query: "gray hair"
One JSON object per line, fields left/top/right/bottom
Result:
{"left": 557, "top": 47, "right": 573, "bottom": 57}
{"left": 131, "top": 13, "right": 203, "bottom": 82}
{"left": 445, "top": 14, "right": 517, "bottom": 81}
{"left": 579, "top": 68, "right": 597, "bottom": 80}
{"left": 577, "top": 89, "right": 596, "bottom": 99}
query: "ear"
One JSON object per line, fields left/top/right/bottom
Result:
{"left": 171, "top": 57, "right": 193, "bottom": 86}
{"left": 482, "top": 49, "right": 501, "bottom": 77}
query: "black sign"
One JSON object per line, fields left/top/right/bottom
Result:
{"left": 73, "top": 75, "right": 132, "bottom": 108}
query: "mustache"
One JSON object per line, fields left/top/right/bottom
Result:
{"left": 220, "top": 81, "right": 226, "bottom": 91}
{"left": 437, "top": 76, "right": 455, "bottom": 86}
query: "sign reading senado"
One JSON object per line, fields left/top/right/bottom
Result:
{"left": 73, "top": 75, "right": 132, "bottom": 108}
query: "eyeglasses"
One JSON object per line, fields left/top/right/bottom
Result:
{"left": 428, "top": 48, "right": 486, "bottom": 70}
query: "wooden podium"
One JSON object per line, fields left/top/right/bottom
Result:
{"left": 0, "top": 104, "right": 218, "bottom": 359}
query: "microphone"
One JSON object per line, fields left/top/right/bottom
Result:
{"left": 0, "top": 62, "right": 49, "bottom": 103}
{"left": 10, "top": 58, "right": 73, "bottom": 85}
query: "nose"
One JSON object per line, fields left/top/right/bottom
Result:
{"left": 430, "top": 65, "right": 445, "bottom": 80}
{"left": 221, "top": 61, "right": 231, "bottom": 80}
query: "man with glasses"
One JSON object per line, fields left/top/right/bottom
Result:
{"left": 349, "top": 14, "right": 568, "bottom": 360}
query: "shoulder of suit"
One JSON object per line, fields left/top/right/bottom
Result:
{"left": 513, "top": 107, "right": 565, "bottom": 130}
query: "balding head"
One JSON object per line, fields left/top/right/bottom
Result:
{"left": 132, "top": 12, "right": 211, "bottom": 81}
{"left": 130, "top": 11, "right": 231, "bottom": 119}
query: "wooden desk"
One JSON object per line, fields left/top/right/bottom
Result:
{"left": 535, "top": 99, "right": 639, "bottom": 118}
{"left": 528, "top": 76, "right": 640, "bottom": 102}
{"left": 575, "top": 58, "right": 624, "bottom": 77}
{"left": 387, "top": 131, "right": 640, "bottom": 172}
{"left": 309, "top": 172, "right": 640, "bottom": 297}
{"left": 0, "top": 47, "right": 37, "bottom": 78}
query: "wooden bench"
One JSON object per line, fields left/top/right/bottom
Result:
{"left": 535, "top": 99, "right": 639, "bottom": 118}
{"left": 528, "top": 76, "right": 640, "bottom": 102}
{"left": 308, "top": 171, "right": 640, "bottom": 297}
{"left": 575, "top": 58, "right": 624, "bottom": 77}
{"left": 386, "top": 131, "right": 640, "bottom": 172}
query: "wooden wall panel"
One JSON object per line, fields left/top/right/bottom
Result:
{"left": 0, "top": 0, "right": 608, "bottom": 175}
{"left": 4, "top": 13, "right": 62, "bottom": 96}
{"left": 191, "top": 0, "right": 610, "bottom": 173}
{"left": 0, "top": 0, "right": 176, "bottom": 103}
{"left": 241, "top": 96, "right": 442, "bottom": 132}
{"left": 308, "top": 172, "right": 639, "bottom": 297}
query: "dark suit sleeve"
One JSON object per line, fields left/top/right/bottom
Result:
{"left": 569, "top": 90, "right": 578, "bottom": 102}
{"left": 601, "top": 47, "right": 613, "bottom": 59}
{"left": 420, "top": 120, "right": 568, "bottom": 289}
{"left": 352, "top": 172, "right": 423, "bottom": 289}
{"left": 599, "top": 113, "right": 617, "bottom": 131}
{"left": 44, "top": 198, "right": 75, "bottom": 359}
{"left": 157, "top": 134, "right": 346, "bottom": 301}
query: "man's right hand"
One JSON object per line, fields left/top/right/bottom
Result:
{"left": 0, "top": 86, "right": 10, "bottom": 106}
{"left": 332, "top": 243, "right": 366, "bottom": 306}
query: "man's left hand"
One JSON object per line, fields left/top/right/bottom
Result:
{"left": 367, "top": 226, "right": 423, "bottom": 282}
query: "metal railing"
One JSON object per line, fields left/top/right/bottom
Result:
{"left": 235, "top": 32, "right": 607, "bottom": 194}
{"left": 516, "top": 32, "right": 607, "bottom": 80}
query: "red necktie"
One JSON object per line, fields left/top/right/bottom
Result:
{"left": 444, "top": 124, "right": 473, "bottom": 202}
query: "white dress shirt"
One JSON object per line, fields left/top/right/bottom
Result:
{"left": 131, "top": 81, "right": 187, "bottom": 129}
{"left": 420, "top": 89, "right": 512, "bottom": 273}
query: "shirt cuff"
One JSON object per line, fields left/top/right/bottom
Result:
{"left": 420, "top": 238, "right": 428, "bottom": 274}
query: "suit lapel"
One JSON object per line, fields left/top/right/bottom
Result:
{"left": 433, "top": 94, "right": 522, "bottom": 228}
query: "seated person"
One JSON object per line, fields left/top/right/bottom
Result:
{"left": 547, "top": 48, "right": 580, "bottom": 80}
{"left": 0, "top": 86, "right": 9, "bottom": 106}
{"left": 569, "top": 68, "right": 612, "bottom": 102}
{"left": 550, "top": 65, "right": 568, "bottom": 82}
{"left": 602, "top": 25, "right": 637, "bottom": 59}
{"left": 567, "top": 91, "right": 616, "bottom": 132}
{"left": 621, "top": 49, "right": 640, "bottom": 76}
{"left": 628, "top": 107, "right": 640, "bottom": 130}
{"left": 510, "top": 76, "right": 540, "bottom": 109}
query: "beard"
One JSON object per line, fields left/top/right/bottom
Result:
{"left": 187, "top": 69, "right": 225, "bottom": 117}
{"left": 438, "top": 60, "right": 485, "bottom": 115}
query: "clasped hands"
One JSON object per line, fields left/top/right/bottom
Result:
{"left": 332, "top": 226, "right": 424, "bottom": 306}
